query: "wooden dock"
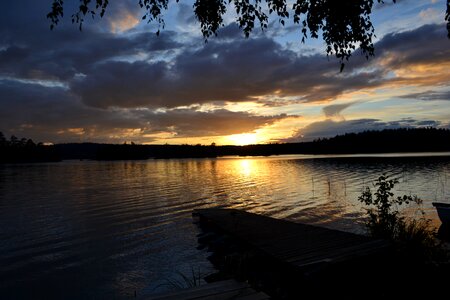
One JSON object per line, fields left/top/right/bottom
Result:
{"left": 194, "top": 208, "right": 388, "bottom": 269}
{"left": 192, "top": 208, "right": 391, "bottom": 298}
{"left": 148, "top": 279, "right": 270, "bottom": 300}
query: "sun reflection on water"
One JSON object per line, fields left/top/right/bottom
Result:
{"left": 238, "top": 159, "right": 254, "bottom": 176}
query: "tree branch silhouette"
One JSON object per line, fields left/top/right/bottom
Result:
{"left": 47, "top": 0, "right": 450, "bottom": 69}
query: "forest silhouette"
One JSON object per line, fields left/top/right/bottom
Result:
{"left": 2, "top": 128, "right": 450, "bottom": 162}
{"left": 58, "top": 127, "right": 450, "bottom": 160}
{"left": 0, "top": 132, "right": 60, "bottom": 163}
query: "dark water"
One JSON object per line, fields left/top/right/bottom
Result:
{"left": 1, "top": 154, "right": 449, "bottom": 299}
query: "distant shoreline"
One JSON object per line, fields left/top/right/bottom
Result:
{"left": 2, "top": 128, "right": 450, "bottom": 162}
{"left": 57, "top": 128, "right": 450, "bottom": 160}
{"left": 7, "top": 152, "right": 448, "bottom": 164}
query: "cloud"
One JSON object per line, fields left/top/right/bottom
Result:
{"left": 70, "top": 33, "right": 388, "bottom": 108}
{"left": 0, "top": 28, "right": 181, "bottom": 82}
{"left": 70, "top": 22, "right": 449, "bottom": 109}
{"left": 0, "top": 79, "right": 295, "bottom": 143}
{"left": 141, "top": 108, "right": 294, "bottom": 137}
{"left": 70, "top": 35, "right": 294, "bottom": 108}
{"left": 0, "top": 79, "right": 143, "bottom": 142}
{"left": 399, "top": 90, "right": 450, "bottom": 101}
{"left": 2, "top": 3, "right": 449, "bottom": 111}
{"left": 374, "top": 24, "right": 449, "bottom": 70}
{"left": 109, "top": 12, "right": 140, "bottom": 33}
{"left": 281, "top": 118, "right": 443, "bottom": 142}
{"left": 105, "top": 0, "right": 142, "bottom": 33}
{"left": 0, "top": 1, "right": 181, "bottom": 84}
{"left": 415, "top": 120, "right": 441, "bottom": 126}
{"left": 176, "top": 3, "right": 198, "bottom": 28}
{"left": 418, "top": 7, "right": 442, "bottom": 24}
{"left": 322, "top": 102, "right": 358, "bottom": 118}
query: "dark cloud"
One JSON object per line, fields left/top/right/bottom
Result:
{"left": 0, "top": 4, "right": 377, "bottom": 109}
{"left": 0, "top": 0, "right": 181, "bottom": 83}
{"left": 71, "top": 34, "right": 387, "bottom": 108}
{"left": 0, "top": 79, "right": 143, "bottom": 142}
{"left": 414, "top": 120, "right": 441, "bottom": 127}
{"left": 0, "top": 80, "right": 294, "bottom": 142}
{"left": 2, "top": 2, "right": 449, "bottom": 110}
{"left": 70, "top": 60, "right": 170, "bottom": 108}
{"left": 281, "top": 118, "right": 443, "bottom": 142}
{"left": 71, "top": 22, "right": 449, "bottom": 109}
{"left": 374, "top": 24, "right": 449, "bottom": 69}
{"left": 0, "top": 28, "right": 181, "bottom": 82}
{"left": 141, "top": 108, "right": 292, "bottom": 137}
{"left": 322, "top": 102, "right": 358, "bottom": 118}
{"left": 70, "top": 35, "right": 291, "bottom": 108}
{"left": 399, "top": 90, "right": 450, "bottom": 101}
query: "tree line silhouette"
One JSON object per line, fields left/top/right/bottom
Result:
{"left": 52, "top": 127, "right": 450, "bottom": 160}
{"left": 0, "top": 132, "right": 60, "bottom": 163}
{"left": 2, "top": 128, "right": 450, "bottom": 162}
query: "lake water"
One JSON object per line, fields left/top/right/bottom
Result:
{"left": 1, "top": 153, "right": 449, "bottom": 299}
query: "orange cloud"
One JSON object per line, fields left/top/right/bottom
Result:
{"left": 109, "top": 12, "right": 139, "bottom": 33}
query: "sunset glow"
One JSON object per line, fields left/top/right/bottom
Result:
{"left": 0, "top": 1, "right": 448, "bottom": 145}
{"left": 226, "top": 133, "right": 260, "bottom": 146}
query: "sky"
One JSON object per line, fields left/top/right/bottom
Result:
{"left": 0, "top": 0, "right": 449, "bottom": 145}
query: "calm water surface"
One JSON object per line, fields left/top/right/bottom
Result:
{"left": 1, "top": 154, "right": 449, "bottom": 299}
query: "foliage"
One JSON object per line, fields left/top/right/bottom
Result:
{"left": 0, "top": 132, "right": 60, "bottom": 163}
{"left": 359, "top": 174, "right": 445, "bottom": 263}
{"left": 47, "top": 0, "right": 450, "bottom": 69}
{"left": 358, "top": 175, "right": 421, "bottom": 239}
{"left": 395, "top": 218, "right": 442, "bottom": 261}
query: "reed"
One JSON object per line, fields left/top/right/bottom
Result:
{"left": 155, "top": 267, "right": 206, "bottom": 291}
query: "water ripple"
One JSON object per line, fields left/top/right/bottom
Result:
{"left": 0, "top": 155, "right": 449, "bottom": 299}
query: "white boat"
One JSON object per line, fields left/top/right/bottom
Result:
{"left": 432, "top": 202, "right": 450, "bottom": 224}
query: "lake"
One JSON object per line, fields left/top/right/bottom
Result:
{"left": 1, "top": 153, "right": 449, "bottom": 299}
